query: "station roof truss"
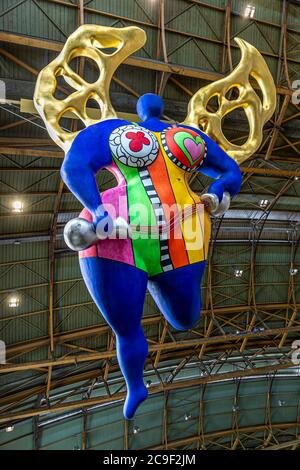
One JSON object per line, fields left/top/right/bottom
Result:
{"left": 0, "top": 0, "right": 299, "bottom": 451}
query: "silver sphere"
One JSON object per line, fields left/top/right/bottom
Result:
{"left": 201, "top": 191, "right": 231, "bottom": 217}
{"left": 63, "top": 218, "right": 98, "bottom": 251}
{"left": 201, "top": 193, "right": 219, "bottom": 212}
{"left": 212, "top": 191, "right": 231, "bottom": 217}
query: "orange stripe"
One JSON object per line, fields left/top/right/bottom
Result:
{"left": 147, "top": 149, "right": 189, "bottom": 269}
{"left": 158, "top": 134, "right": 208, "bottom": 264}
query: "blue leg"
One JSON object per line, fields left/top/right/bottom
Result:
{"left": 148, "top": 262, "right": 206, "bottom": 331}
{"left": 79, "top": 258, "right": 149, "bottom": 419}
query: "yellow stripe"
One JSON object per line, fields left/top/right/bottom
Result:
{"left": 156, "top": 133, "right": 210, "bottom": 263}
{"left": 184, "top": 171, "right": 211, "bottom": 260}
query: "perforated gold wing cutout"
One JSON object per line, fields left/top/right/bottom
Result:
{"left": 34, "top": 25, "right": 146, "bottom": 153}
{"left": 182, "top": 38, "right": 277, "bottom": 165}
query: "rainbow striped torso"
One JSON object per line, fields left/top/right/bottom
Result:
{"left": 79, "top": 124, "right": 211, "bottom": 277}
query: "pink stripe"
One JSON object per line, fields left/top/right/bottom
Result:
{"left": 79, "top": 164, "right": 135, "bottom": 266}
{"left": 78, "top": 208, "right": 97, "bottom": 258}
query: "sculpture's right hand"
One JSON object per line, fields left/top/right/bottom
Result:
{"left": 64, "top": 218, "right": 99, "bottom": 251}
{"left": 64, "top": 214, "right": 132, "bottom": 252}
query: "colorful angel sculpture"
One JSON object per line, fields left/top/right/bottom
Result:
{"left": 34, "top": 25, "right": 276, "bottom": 419}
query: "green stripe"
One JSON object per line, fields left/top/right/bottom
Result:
{"left": 112, "top": 156, "right": 162, "bottom": 275}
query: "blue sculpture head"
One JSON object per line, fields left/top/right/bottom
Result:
{"left": 137, "top": 93, "right": 164, "bottom": 121}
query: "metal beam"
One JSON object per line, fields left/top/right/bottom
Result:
{"left": 0, "top": 361, "right": 297, "bottom": 424}
{"left": 0, "top": 31, "right": 293, "bottom": 94}
{"left": 150, "top": 422, "right": 300, "bottom": 450}
{"left": 262, "top": 438, "right": 300, "bottom": 450}
{"left": 1, "top": 322, "right": 300, "bottom": 373}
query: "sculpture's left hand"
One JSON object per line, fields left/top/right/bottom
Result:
{"left": 201, "top": 191, "right": 231, "bottom": 217}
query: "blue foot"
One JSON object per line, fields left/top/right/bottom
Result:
{"left": 123, "top": 384, "right": 148, "bottom": 420}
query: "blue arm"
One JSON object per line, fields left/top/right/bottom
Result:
{"left": 60, "top": 119, "right": 125, "bottom": 224}
{"left": 198, "top": 129, "right": 242, "bottom": 201}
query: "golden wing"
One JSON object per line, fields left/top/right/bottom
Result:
{"left": 182, "top": 38, "right": 276, "bottom": 165}
{"left": 34, "top": 25, "right": 146, "bottom": 153}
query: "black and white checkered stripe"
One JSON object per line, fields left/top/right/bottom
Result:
{"left": 161, "top": 130, "right": 207, "bottom": 172}
{"left": 139, "top": 168, "right": 173, "bottom": 273}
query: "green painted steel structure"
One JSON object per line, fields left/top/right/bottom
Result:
{"left": 0, "top": 0, "right": 299, "bottom": 450}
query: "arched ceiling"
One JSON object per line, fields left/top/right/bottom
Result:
{"left": 0, "top": 0, "right": 299, "bottom": 450}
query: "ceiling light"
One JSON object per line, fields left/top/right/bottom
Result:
{"left": 259, "top": 199, "right": 269, "bottom": 208}
{"left": 232, "top": 405, "right": 239, "bottom": 412}
{"left": 278, "top": 400, "right": 286, "bottom": 407}
{"left": 146, "top": 380, "right": 152, "bottom": 388}
{"left": 5, "top": 425, "right": 14, "bottom": 432}
{"left": 290, "top": 268, "right": 298, "bottom": 276}
{"left": 133, "top": 426, "right": 140, "bottom": 434}
{"left": 234, "top": 269, "right": 243, "bottom": 277}
{"left": 244, "top": 4, "right": 255, "bottom": 18}
{"left": 252, "top": 326, "right": 265, "bottom": 333}
{"left": 8, "top": 296, "right": 20, "bottom": 308}
{"left": 12, "top": 200, "right": 23, "bottom": 213}
{"left": 184, "top": 412, "right": 192, "bottom": 421}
